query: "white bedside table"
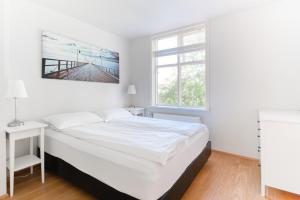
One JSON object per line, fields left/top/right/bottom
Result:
{"left": 6, "top": 121, "right": 48, "bottom": 197}
{"left": 126, "top": 107, "right": 145, "bottom": 116}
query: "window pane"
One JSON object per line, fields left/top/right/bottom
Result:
{"left": 183, "top": 31, "right": 205, "bottom": 46}
{"left": 157, "top": 55, "right": 178, "bottom": 66}
{"left": 157, "top": 67, "right": 178, "bottom": 105}
{"left": 157, "top": 36, "right": 178, "bottom": 50}
{"left": 180, "top": 51, "right": 205, "bottom": 63}
{"left": 181, "top": 64, "right": 206, "bottom": 107}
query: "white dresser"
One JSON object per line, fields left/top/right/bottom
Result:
{"left": 259, "top": 109, "right": 300, "bottom": 196}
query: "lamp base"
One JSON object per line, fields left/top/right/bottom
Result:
{"left": 7, "top": 120, "right": 25, "bottom": 127}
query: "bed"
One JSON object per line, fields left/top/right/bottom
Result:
{"left": 42, "top": 110, "right": 211, "bottom": 200}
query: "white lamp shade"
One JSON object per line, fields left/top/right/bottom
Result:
{"left": 127, "top": 85, "right": 136, "bottom": 95}
{"left": 6, "top": 80, "right": 28, "bottom": 98}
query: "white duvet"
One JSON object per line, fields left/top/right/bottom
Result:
{"left": 109, "top": 116, "right": 208, "bottom": 136}
{"left": 61, "top": 117, "right": 206, "bottom": 165}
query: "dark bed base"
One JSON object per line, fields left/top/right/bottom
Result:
{"left": 44, "top": 141, "right": 211, "bottom": 200}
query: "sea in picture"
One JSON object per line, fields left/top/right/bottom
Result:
{"left": 42, "top": 31, "right": 120, "bottom": 83}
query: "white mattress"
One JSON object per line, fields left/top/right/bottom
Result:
{"left": 45, "top": 125, "right": 209, "bottom": 200}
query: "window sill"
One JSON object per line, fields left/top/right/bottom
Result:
{"left": 147, "top": 105, "right": 209, "bottom": 116}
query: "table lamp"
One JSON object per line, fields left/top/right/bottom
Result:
{"left": 6, "top": 80, "right": 28, "bottom": 127}
{"left": 127, "top": 84, "right": 136, "bottom": 108}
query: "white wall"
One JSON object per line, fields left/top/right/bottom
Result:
{"left": 130, "top": 0, "right": 300, "bottom": 158}
{"left": 3, "top": 0, "right": 131, "bottom": 157}
{"left": 0, "top": 0, "right": 7, "bottom": 196}
{"left": 130, "top": 38, "right": 152, "bottom": 107}
{"left": 7, "top": 0, "right": 131, "bottom": 118}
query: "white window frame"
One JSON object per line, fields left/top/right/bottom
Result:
{"left": 151, "top": 24, "right": 210, "bottom": 111}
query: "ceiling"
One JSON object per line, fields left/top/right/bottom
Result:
{"left": 28, "top": 0, "right": 269, "bottom": 39}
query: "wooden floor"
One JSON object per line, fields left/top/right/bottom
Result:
{"left": 3, "top": 151, "right": 300, "bottom": 200}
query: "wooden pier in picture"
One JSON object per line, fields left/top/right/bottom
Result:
{"left": 42, "top": 58, "right": 119, "bottom": 83}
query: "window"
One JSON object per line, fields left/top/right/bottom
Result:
{"left": 152, "top": 24, "right": 208, "bottom": 109}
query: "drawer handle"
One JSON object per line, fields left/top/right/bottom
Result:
{"left": 257, "top": 146, "right": 261, "bottom": 152}
{"left": 258, "top": 128, "right": 261, "bottom": 131}
{"left": 258, "top": 146, "right": 261, "bottom": 152}
{"left": 257, "top": 135, "right": 260, "bottom": 138}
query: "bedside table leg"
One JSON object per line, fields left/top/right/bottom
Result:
{"left": 261, "top": 184, "right": 266, "bottom": 196}
{"left": 30, "top": 137, "right": 33, "bottom": 174}
{"left": 40, "top": 128, "right": 45, "bottom": 183}
{"left": 9, "top": 139, "right": 15, "bottom": 197}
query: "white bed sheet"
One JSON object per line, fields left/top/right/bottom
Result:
{"left": 45, "top": 126, "right": 209, "bottom": 200}
{"left": 108, "top": 116, "right": 208, "bottom": 136}
{"left": 62, "top": 122, "right": 189, "bottom": 165}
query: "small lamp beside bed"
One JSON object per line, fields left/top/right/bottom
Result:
{"left": 6, "top": 80, "right": 28, "bottom": 127}
{"left": 127, "top": 84, "right": 136, "bottom": 108}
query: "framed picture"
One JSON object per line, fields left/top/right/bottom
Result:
{"left": 42, "top": 31, "right": 119, "bottom": 83}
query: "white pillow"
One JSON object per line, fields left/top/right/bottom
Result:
{"left": 96, "top": 108, "right": 132, "bottom": 121}
{"left": 43, "top": 112, "right": 104, "bottom": 130}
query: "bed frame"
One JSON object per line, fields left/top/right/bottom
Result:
{"left": 44, "top": 141, "right": 211, "bottom": 200}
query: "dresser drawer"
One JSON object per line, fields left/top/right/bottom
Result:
{"left": 260, "top": 121, "right": 300, "bottom": 195}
